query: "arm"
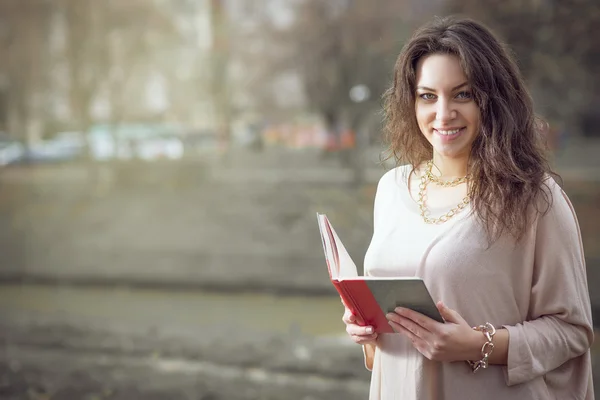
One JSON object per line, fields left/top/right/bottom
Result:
{"left": 386, "top": 184, "right": 592, "bottom": 380}
{"left": 387, "top": 302, "right": 509, "bottom": 365}
{"left": 501, "top": 185, "right": 594, "bottom": 386}
{"left": 483, "top": 328, "right": 509, "bottom": 366}
{"left": 363, "top": 342, "right": 376, "bottom": 370}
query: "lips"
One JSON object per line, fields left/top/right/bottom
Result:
{"left": 433, "top": 127, "right": 466, "bottom": 142}
{"left": 434, "top": 127, "right": 465, "bottom": 136}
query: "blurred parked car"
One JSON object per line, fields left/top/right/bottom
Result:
{"left": 23, "top": 131, "right": 86, "bottom": 163}
{"left": 88, "top": 123, "right": 184, "bottom": 161}
{"left": 0, "top": 132, "right": 25, "bottom": 166}
{"left": 50, "top": 131, "right": 87, "bottom": 155}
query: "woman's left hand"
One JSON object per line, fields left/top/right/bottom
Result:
{"left": 386, "top": 301, "right": 482, "bottom": 362}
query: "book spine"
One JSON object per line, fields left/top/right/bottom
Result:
{"left": 343, "top": 280, "right": 394, "bottom": 334}
{"left": 334, "top": 280, "right": 367, "bottom": 324}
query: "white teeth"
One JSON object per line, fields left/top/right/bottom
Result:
{"left": 436, "top": 129, "right": 461, "bottom": 135}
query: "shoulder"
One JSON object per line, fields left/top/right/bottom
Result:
{"left": 537, "top": 174, "right": 578, "bottom": 228}
{"left": 372, "top": 165, "right": 412, "bottom": 223}
{"left": 541, "top": 173, "right": 562, "bottom": 195}
{"left": 541, "top": 174, "right": 569, "bottom": 209}
{"left": 377, "top": 164, "right": 413, "bottom": 191}
{"left": 372, "top": 165, "right": 411, "bottom": 212}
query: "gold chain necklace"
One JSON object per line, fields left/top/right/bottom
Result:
{"left": 417, "top": 160, "right": 470, "bottom": 224}
{"left": 425, "top": 160, "right": 470, "bottom": 187}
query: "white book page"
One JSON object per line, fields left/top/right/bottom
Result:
{"left": 322, "top": 215, "right": 358, "bottom": 278}
{"left": 316, "top": 213, "right": 338, "bottom": 279}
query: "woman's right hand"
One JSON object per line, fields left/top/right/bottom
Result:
{"left": 342, "top": 308, "right": 378, "bottom": 345}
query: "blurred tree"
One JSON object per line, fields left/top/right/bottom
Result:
{"left": 209, "top": 0, "right": 232, "bottom": 158}
{"left": 447, "top": 0, "right": 600, "bottom": 137}
{"left": 248, "top": 0, "right": 428, "bottom": 184}
{"left": 60, "top": 0, "right": 179, "bottom": 155}
{"left": 0, "top": 0, "right": 52, "bottom": 144}
{"left": 0, "top": 0, "right": 179, "bottom": 150}
{"left": 61, "top": 0, "right": 107, "bottom": 148}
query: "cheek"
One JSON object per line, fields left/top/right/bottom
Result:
{"left": 415, "top": 106, "right": 432, "bottom": 129}
{"left": 465, "top": 106, "right": 481, "bottom": 126}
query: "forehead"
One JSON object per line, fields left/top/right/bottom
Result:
{"left": 415, "top": 53, "right": 468, "bottom": 89}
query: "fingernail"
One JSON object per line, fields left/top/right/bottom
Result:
{"left": 388, "top": 321, "right": 397, "bottom": 332}
{"left": 395, "top": 307, "right": 404, "bottom": 314}
{"left": 366, "top": 327, "right": 373, "bottom": 334}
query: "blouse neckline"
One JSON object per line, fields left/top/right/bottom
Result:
{"left": 393, "top": 165, "right": 473, "bottom": 222}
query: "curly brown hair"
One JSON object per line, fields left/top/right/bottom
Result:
{"left": 382, "top": 16, "right": 556, "bottom": 243}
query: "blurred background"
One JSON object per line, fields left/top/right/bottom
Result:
{"left": 0, "top": 0, "right": 599, "bottom": 399}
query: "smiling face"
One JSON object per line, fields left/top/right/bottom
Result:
{"left": 414, "top": 53, "right": 480, "bottom": 164}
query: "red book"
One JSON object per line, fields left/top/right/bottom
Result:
{"left": 317, "top": 213, "right": 443, "bottom": 333}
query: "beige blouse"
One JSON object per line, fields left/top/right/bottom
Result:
{"left": 363, "top": 165, "right": 594, "bottom": 400}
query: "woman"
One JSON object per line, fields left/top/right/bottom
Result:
{"left": 342, "top": 16, "right": 595, "bottom": 399}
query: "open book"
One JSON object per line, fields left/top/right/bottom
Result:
{"left": 317, "top": 213, "right": 443, "bottom": 333}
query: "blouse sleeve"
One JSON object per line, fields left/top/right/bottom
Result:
{"left": 502, "top": 180, "right": 594, "bottom": 386}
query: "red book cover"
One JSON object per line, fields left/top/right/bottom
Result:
{"left": 333, "top": 279, "right": 395, "bottom": 333}
{"left": 317, "top": 213, "right": 443, "bottom": 333}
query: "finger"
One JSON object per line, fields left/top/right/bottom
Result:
{"left": 342, "top": 307, "right": 365, "bottom": 325}
{"left": 388, "top": 320, "right": 419, "bottom": 342}
{"left": 436, "top": 301, "right": 467, "bottom": 325}
{"left": 387, "top": 313, "right": 432, "bottom": 341}
{"left": 352, "top": 312, "right": 365, "bottom": 326}
{"left": 352, "top": 333, "right": 378, "bottom": 344}
{"left": 390, "top": 322, "right": 428, "bottom": 357}
{"left": 389, "top": 320, "right": 430, "bottom": 356}
{"left": 342, "top": 309, "right": 354, "bottom": 324}
{"left": 394, "top": 307, "right": 439, "bottom": 333}
{"left": 342, "top": 311, "right": 358, "bottom": 327}
{"left": 346, "top": 324, "right": 375, "bottom": 336}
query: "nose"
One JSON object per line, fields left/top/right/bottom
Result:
{"left": 435, "top": 99, "right": 456, "bottom": 122}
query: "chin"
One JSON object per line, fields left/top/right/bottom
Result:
{"left": 430, "top": 144, "right": 473, "bottom": 160}
{"left": 428, "top": 135, "right": 476, "bottom": 160}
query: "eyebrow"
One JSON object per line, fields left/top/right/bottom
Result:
{"left": 416, "top": 82, "right": 469, "bottom": 92}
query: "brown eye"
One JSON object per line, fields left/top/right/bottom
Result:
{"left": 456, "top": 91, "right": 472, "bottom": 99}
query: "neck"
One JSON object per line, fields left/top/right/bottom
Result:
{"left": 430, "top": 154, "right": 468, "bottom": 178}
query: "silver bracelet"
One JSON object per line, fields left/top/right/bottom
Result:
{"left": 466, "top": 322, "right": 496, "bottom": 373}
